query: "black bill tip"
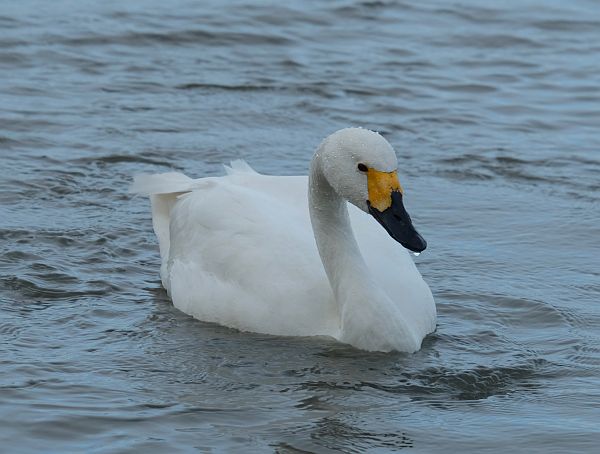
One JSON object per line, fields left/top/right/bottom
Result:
{"left": 368, "top": 191, "right": 427, "bottom": 253}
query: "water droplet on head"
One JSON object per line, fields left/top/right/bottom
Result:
{"left": 412, "top": 252, "right": 420, "bottom": 257}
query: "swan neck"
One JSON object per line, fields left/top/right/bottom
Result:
{"left": 307, "top": 147, "right": 423, "bottom": 352}
{"left": 308, "top": 153, "right": 374, "bottom": 307}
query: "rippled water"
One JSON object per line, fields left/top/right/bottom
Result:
{"left": 1, "top": 0, "right": 599, "bottom": 452}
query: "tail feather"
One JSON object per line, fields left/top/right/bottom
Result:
{"left": 130, "top": 172, "right": 195, "bottom": 196}
{"left": 130, "top": 172, "right": 199, "bottom": 292}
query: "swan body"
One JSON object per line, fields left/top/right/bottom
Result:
{"left": 132, "top": 128, "right": 436, "bottom": 352}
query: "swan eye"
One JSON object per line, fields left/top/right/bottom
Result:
{"left": 357, "top": 163, "right": 368, "bottom": 172}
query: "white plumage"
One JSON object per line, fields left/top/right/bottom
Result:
{"left": 131, "top": 128, "right": 436, "bottom": 352}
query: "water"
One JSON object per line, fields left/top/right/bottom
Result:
{"left": 1, "top": 0, "right": 599, "bottom": 452}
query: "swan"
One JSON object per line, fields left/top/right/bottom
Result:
{"left": 131, "top": 128, "right": 436, "bottom": 352}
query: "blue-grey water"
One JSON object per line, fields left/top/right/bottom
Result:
{"left": 1, "top": 0, "right": 599, "bottom": 452}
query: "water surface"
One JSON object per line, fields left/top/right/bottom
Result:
{"left": 1, "top": 0, "right": 599, "bottom": 452}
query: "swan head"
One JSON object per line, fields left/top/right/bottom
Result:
{"left": 318, "top": 127, "right": 427, "bottom": 253}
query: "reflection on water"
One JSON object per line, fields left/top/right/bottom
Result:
{"left": 1, "top": 0, "right": 599, "bottom": 452}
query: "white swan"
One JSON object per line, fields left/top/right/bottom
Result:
{"left": 131, "top": 128, "right": 436, "bottom": 352}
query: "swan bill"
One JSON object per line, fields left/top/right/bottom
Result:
{"left": 366, "top": 169, "right": 403, "bottom": 212}
{"left": 368, "top": 191, "right": 427, "bottom": 253}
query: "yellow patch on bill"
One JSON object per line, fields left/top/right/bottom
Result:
{"left": 367, "top": 169, "right": 403, "bottom": 211}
